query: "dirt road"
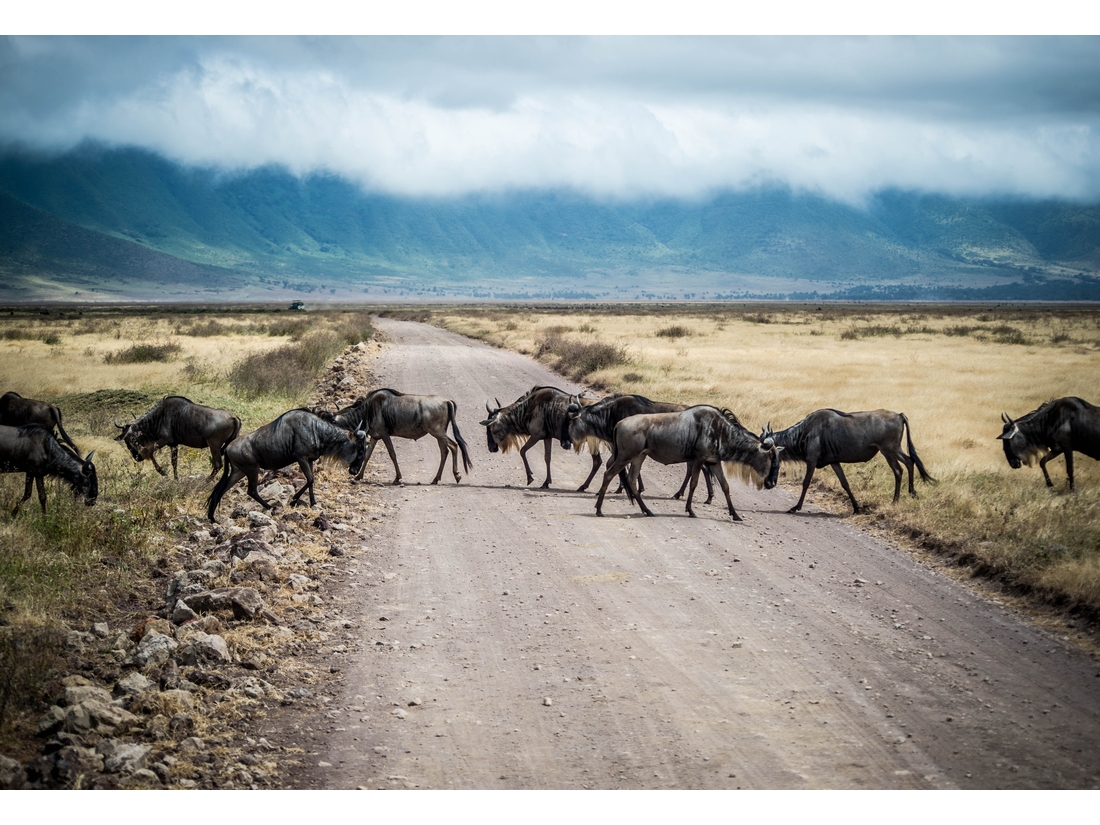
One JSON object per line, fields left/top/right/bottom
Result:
{"left": 305, "top": 317, "right": 1100, "bottom": 789}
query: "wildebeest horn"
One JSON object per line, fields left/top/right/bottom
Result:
{"left": 486, "top": 401, "right": 493, "bottom": 415}
{"left": 84, "top": 450, "right": 96, "bottom": 465}
{"left": 495, "top": 398, "right": 501, "bottom": 409}
{"left": 1001, "top": 412, "right": 1012, "bottom": 425}
{"left": 113, "top": 418, "right": 124, "bottom": 429}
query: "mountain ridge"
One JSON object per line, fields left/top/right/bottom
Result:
{"left": 1, "top": 145, "right": 1097, "bottom": 302}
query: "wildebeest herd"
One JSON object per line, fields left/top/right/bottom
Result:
{"left": 0, "top": 384, "right": 1097, "bottom": 520}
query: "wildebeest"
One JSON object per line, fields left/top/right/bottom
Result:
{"left": 763, "top": 408, "right": 934, "bottom": 514}
{"left": 321, "top": 388, "right": 472, "bottom": 485}
{"left": 998, "top": 396, "right": 1100, "bottom": 490}
{"left": 594, "top": 406, "right": 781, "bottom": 521}
{"left": 482, "top": 386, "right": 597, "bottom": 489}
{"left": 0, "top": 391, "right": 81, "bottom": 456}
{"left": 561, "top": 392, "right": 717, "bottom": 501}
{"left": 206, "top": 409, "right": 367, "bottom": 522}
{"left": 0, "top": 424, "right": 97, "bottom": 515}
{"left": 115, "top": 396, "right": 240, "bottom": 480}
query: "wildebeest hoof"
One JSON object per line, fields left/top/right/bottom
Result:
{"left": 731, "top": 514, "right": 743, "bottom": 521}
{"left": 540, "top": 482, "right": 551, "bottom": 489}
{"left": 787, "top": 506, "right": 800, "bottom": 514}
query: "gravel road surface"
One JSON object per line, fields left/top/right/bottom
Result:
{"left": 307, "top": 317, "right": 1100, "bottom": 789}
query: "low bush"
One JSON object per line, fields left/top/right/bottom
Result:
{"left": 535, "top": 332, "right": 628, "bottom": 380}
{"left": 104, "top": 341, "right": 182, "bottom": 364}
{"left": 228, "top": 330, "right": 343, "bottom": 398}
{"left": 655, "top": 325, "right": 692, "bottom": 338}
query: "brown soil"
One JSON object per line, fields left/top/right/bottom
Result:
{"left": 268, "top": 317, "right": 1100, "bottom": 790}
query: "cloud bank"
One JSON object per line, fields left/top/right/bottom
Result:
{"left": 2, "top": 36, "right": 1099, "bottom": 203}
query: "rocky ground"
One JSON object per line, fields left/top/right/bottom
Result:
{"left": 0, "top": 340, "right": 387, "bottom": 790}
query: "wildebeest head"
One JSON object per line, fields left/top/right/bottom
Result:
{"left": 728, "top": 433, "right": 782, "bottom": 491}
{"left": 348, "top": 429, "right": 369, "bottom": 476}
{"left": 114, "top": 416, "right": 152, "bottom": 462}
{"left": 76, "top": 449, "right": 98, "bottom": 505}
{"left": 997, "top": 412, "right": 1044, "bottom": 470}
{"left": 559, "top": 397, "right": 584, "bottom": 450}
{"left": 480, "top": 399, "right": 504, "bottom": 453}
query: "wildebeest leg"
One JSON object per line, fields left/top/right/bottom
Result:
{"left": 441, "top": 434, "right": 462, "bottom": 483}
{"left": 245, "top": 470, "right": 273, "bottom": 510}
{"left": 830, "top": 464, "right": 860, "bottom": 513}
{"left": 355, "top": 437, "right": 380, "bottom": 480}
{"left": 540, "top": 437, "right": 553, "bottom": 489}
{"left": 595, "top": 455, "right": 632, "bottom": 516}
{"left": 13, "top": 474, "right": 34, "bottom": 515}
{"left": 672, "top": 464, "right": 713, "bottom": 503}
{"left": 1038, "top": 448, "right": 1064, "bottom": 488}
{"left": 149, "top": 449, "right": 169, "bottom": 477}
{"left": 431, "top": 435, "right": 451, "bottom": 484}
{"left": 713, "top": 466, "right": 741, "bottom": 521}
{"left": 290, "top": 459, "right": 316, "bottom": 507}
{"left": 622, "top": 459, "right": 653, "bottom": 516}
{"left": 789, "top": 462, "right": 817, "bottom": 513}
{"left": 1064, "top": 450, "right": 1075, "bottom": 490}
{"left": 577, "top": 451, "right": 603, "bottom": 492}
{"left": 518, "top": 435, "right": 541, "bottom": 486}
{"left": 206, "top": 439, "right": 222, "bottom": 480}
{"left": 34, "top": 475, "right": 46, "bottom": 513}
{"left": 881, "top": 453, "right": 904, "bottom": 503}
{"left": 379, "top": 434, "right": 402, "bottom": 484}
{"left": 171, "top": 446, "right": 180, "bottom": 480}
{"left": 684, "top": 462, "right": 704, "bottom": 517}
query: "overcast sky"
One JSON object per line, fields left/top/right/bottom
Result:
{"left": 1, "top": 36, "right": 1099, "bottom": 203}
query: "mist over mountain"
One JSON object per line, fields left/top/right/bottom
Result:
{"left": 1, "top": 145, "right": 1098, "bottom": 303}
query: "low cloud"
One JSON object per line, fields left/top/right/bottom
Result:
{"left": 2, "top": 37, "right": 1099, "bottom": 202}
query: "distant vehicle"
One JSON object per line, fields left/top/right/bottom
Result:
{"left": 289, "top": 301, "right": 306, "bottom": 311}
{"left": 114, "top": 396, "right": 241, "bottom": 480}
{"left": 999, "top": 397, "right": 1100, "bottom": 490}
{"left": 0, "top": 391, "right": 82, "bottom": 457}
{"left": 0, "top": 424, "right": 97, "bottom": 514}
{"left": 763, "top": 408, "right": 934, "bottom": 514}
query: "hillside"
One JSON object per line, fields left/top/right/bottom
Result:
{"left": 0, "top": 146, "right": 1098, "bottom": 301}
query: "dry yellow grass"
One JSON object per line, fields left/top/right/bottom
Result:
{"left": 427, "top": 304, "right": 1100, "bottom": 616}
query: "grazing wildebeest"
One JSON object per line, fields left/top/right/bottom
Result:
{"left": 560, "top": 393, "right": 717, "bottom": 501}
{"left": 763, "top": 408, "right": 934, "bottom": 514}
{"left": 594, "top": 406, "right": 781, "bottom": 521}
{"left": 481, "top": 386, "right": 598, "bottom": 489}
{"left": 321, "top": 388, "right": 472, "bottom": 485}
{"left": 115, "top": 396, "right": 240, "bottom": 480}
{"left": 206, "top": 409, "right": 367, "bottom": 522}
{"left": 998, "top": 396, "right": 1100, "bottom": 490}
{"left": 0, "top": 391, "right": 81, "bottom": 456}
{"left": 0, "top": 424, "right": 97, "bottom": 515}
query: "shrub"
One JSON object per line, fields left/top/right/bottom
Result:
{"left": 41, "top": 332, "right": 61, "bottom": 346}
{"left": 655, "top": 325, "right": 692, "bottom": 338}
{"left": 104, "top": 341, "right": 182, "bottom": 364}
{"left": 535, "top": 332, "right": 628, "bottom": 380}
{"left": 228, "top": 331, "right": 343, "bottom": 397}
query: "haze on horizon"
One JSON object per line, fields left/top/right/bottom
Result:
{"left": 1, "top": 35, "right": 1099, "bottom": 205}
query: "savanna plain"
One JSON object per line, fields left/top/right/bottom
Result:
{"left": 1, "top": 301, "right": 1099, "bottom": 789}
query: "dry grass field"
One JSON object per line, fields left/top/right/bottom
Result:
{"left": 0, "top": 307, "right": 372, "bottom": 737}
{"left": 414, "top": 304, "right": 1100, "bottom": 618}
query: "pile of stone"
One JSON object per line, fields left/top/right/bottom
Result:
{"left": 0, "top": 499, "right": 354, "bottom": 790}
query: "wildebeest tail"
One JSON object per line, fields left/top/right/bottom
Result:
{"left": 206, "top": 448, "right": 235, "bottom": 522}
{"left": 448, "top": 400, "right": 473, "bottom": 474}
{"left": 901, "top": 413, "right": 937, "bottom": 484}
{"left": 50, "top": 406, "right": 81, "bottom": 458}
